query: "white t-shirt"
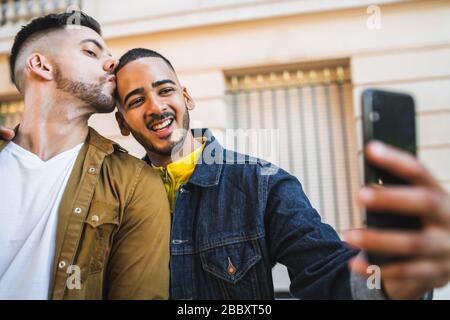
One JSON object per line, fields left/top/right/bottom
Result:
{"left": 0, "top": 142, "right": 83, "bottom": 300}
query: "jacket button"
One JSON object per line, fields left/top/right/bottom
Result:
{"left": 91, "top": 215, "right": 100, "bottom": 223}
{"left": 227, "top": 257, "right": 237, "bottom": 276}
{"left": 58, "top": 261, "right": 66, "bottom": 269}
{"left": 74, "top": 207, "right": 82, "bottom": 214}
{"left": 88, "top": 167, "right": 96, "bottom": 174}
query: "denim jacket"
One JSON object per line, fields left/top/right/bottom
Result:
{"left": 146, "top": 129, "right": 373, "bottom": 300}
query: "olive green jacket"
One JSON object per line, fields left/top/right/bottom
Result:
{"left": 0, "top": 127, "right": 170, "bottom": 300}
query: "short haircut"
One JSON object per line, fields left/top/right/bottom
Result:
{"left": 9, "top": 11, "right": 102, "bottom": 86}
{"left": 115, "top": 48, "right": 175, "bottom": 75}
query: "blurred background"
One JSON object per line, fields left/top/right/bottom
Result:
{"left": 0, "top": 0, "right": 449, "bottom": 299}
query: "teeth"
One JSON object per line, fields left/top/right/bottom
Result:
{"left": 152, "top": 119, "right": 172, "bottom": 131}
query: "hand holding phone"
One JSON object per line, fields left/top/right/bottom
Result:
{"left": 361, "top": 89, "right": 422, "bottom": 266}
{"left": 344, "top": 89, "right": 450, "bottom": 298}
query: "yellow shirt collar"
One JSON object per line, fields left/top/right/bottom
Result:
{"left": 154, "top": 139, "right": 205, "bottom": 211}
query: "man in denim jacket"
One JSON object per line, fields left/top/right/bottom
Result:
{"left": 111, "top": 48, "right": 450, "bottom": 300}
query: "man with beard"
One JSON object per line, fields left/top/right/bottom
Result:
{"left": 113, "top": 48, "right": 450, "bottom": 300}
{"left": 0, "top": 14, "right": 170, "bottom": 299}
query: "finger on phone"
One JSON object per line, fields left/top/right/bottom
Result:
{"left": 358, "top": 187, "right": 440, "bottom": 216}
{"left": 365, "top": 141, "right": 440, "bottom": 189}
{"left": 381, "top": 258, "right": 448, "bottom": 286}
{"left": 344, "top": 229, "right": 425, "bottom": 256}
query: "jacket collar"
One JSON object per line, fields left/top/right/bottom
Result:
{"left": 87, "top": 127, "right": 126, "bottom": 155}
{"left": 143, "top": 128, "right": 224, "bottom": 187}
{"left": 188, "top": 128, "right": 224, "bottom": 187}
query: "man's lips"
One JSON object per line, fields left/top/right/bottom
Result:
{"left": 106, "top": 75, "right": 116, "bottom": 83}
{"left": 102, "top": 75, "right": 116, "bottom": 90}
{"left": 147, "top": 117, "right": 175, "bottom": 138}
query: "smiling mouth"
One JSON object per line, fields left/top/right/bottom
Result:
{"left": 148, "top": 117, "right": 174, "bottom": 132}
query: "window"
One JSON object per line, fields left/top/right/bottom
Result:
{"left": 225, "top": 61, "right": 362, "bottom": 234}
{"left": 225, "top": 61, "right": 362, "bottom": 298}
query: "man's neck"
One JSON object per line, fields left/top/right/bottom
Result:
{"left": 147, "top": 132, "right": 202, "bottom": 168}
{"left": 13, "top": 95, "right": 91, "bottom": 161}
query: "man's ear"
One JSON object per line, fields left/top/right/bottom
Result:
{"left": 115, "top": 111, "right": 131, "bottom": 136}
{"left": 183, "top": 87, "right": 195, "bottom": 111}
{"left": 26, "top": 53, "right": 54, "bottom": 81}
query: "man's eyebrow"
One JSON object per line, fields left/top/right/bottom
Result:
{"left": 152, "top": 79, "right": 176, "bottom": 88}
{"left": 123, "top": 87, "right": 145, "bottom": 105}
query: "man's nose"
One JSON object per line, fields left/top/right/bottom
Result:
{"left": 104, "top": 57, "right": 119, "bottom": 73}
{"left": 146, "top": 96, "right": 168, "bottom": 115}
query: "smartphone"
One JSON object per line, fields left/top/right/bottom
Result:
{"left": 361, "top": 89, "right": 422, "bottom": 266}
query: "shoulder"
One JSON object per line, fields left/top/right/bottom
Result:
{"left": 86, "top": 127, "right": 153, "bottom": 178}
{"left": 86, "top": 128, "right": 163, "bottom": 190}
{"left": 105, "top": 148, "right": 162, "bottom": 184}
{"left": 102, "top": 148, "right": 167, "bottom": 213}
{"left": 218, "top": 148, "right": 301, "bottom": 197}
{"left": 221, "top": 148, "right": 292, "bottom": 180}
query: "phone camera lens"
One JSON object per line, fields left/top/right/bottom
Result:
{"left": 369, "top": 111, "right": 380, "bottom": 122}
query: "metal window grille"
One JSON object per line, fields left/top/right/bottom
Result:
{"left": 225, "top": 64, "right": 362, "bottom": 233}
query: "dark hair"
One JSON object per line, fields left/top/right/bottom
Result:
{"left": 115, "top": 48, "right": 175, "bottom": 75}
{"left": 9, "top": 11, "right": 102, "bottom": 86}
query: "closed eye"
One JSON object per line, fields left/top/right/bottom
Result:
{"left": 84, "top": 49, "right": 97, "bottom": 58}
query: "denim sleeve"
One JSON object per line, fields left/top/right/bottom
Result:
{"left": 265, "top": 168, "right": 359, "bottom": 299}
{"left": 264, "top": 168, "right": 434, "bottom": 300}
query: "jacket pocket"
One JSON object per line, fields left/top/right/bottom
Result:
{"left": 199, "top": 239, "right": 263, "bottom": 299}
{"left": 78, "top": 201, "right": 120, "bottom": 278}
{"left": 84, "top": 201, "right": 120, "bottom": 228}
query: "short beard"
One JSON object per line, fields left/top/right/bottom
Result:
{"left": 131, "top": 107, "right": 190, "bottom": 158}
{"left": 55, "top": 68, "right": 116, "bottom": 113}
